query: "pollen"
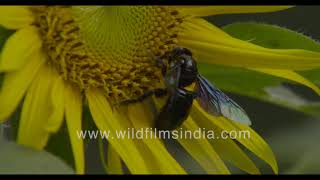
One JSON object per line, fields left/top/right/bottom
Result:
{"left": 30, "top": 6, "right": 186, "bottom": 104}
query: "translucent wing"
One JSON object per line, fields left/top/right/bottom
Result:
{"left": 195, "top": 74, "right": 251, "bottom": 125}
{"left": 164, "top": 62, "right": 181, "bottom": 93}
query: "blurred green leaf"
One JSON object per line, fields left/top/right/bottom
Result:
{"left": 45, "top": 122, "right": 75, "bottom": 171}
{"left": 0, "top": 124, "right": 4, "bottom": 140}
{"left": 223, "top": 22, "right": 320, "bottom": 51}
{"left": 0, "top": 74, "right": 3, "bottom": 86}
{"left": 223, "top": 22, "right": 320, "bottom": 91}
{"left": 199, "top": 22, "right": 320, "bottom": 116}
{"left": 266, "top": 120, "right": 320, "bottom": 174}
{"left": 284, "top": 149, "right": 320, "bottom": 174}
{"left": 0, "top": 139, "right": 74, "bottom": 174}
{"left": 0, "top": 26, "right": 13, "bottom": 52}
{"left": 44, "top": 105, "right": 100, "bottom": 173}
{"left": 199, "top": 63, "right": 284, "bottom": 100}
{"left": 0, "top": 26, "right": 13, "bottom": 87}
{"left": 6, "top": 104, "right": 76, "bottom": 173}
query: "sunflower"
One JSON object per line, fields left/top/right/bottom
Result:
{"left": 1, "top": 6, "right": 320, "bottom": 174}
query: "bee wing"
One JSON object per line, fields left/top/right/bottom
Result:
{"left": 195, "top": 75, "right": 251, "bottom": 126}
{"left": 164, "top": 63, "right": 181, "bottom": 92}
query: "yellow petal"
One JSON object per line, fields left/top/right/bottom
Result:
{"left": 46, "top": 76, "right": 65, "bottom": 133}
{"left": 178, "top": 6, "right": 292, "bottom": 17}
{"left": 127, "top": 102, "right": 186, "bottom": 174}
{"left": 178, "top": 118, "right": 230, "bottom": 174}
{"left": 0, "top": 51, "right": 45, "bottom": 123}
{"left": 132, "top": 136, "right": 167, "bottom": 174}
{"left": 64, "top": 83, "right": 84, "bottom": 174}
{"left": 191, "top": 106, "right": 260, "bottom": 174}
{"left": 17, "top": 65, "right": 56, "bottom": 150}
{"left": 179, "top": 18, "right": 320, "bottom": 70}
{"left": 0, "top": 6, "right": 34, "bottom": 29}
{"left": 100, "top": 106, "right": 163, "bottom": 174}
{"left": 0, "top": 26, "right": 42, "bottom": 72}
{"left": 86, "top": 88, "right": 150, "bottom": 174}
{"left": 192, "top": 102, "right": 278, "bottom": 173}
{"left": 251, "top": 68, "right": 320, "bottom": 95}
{"left": 98, "top": 139, "right": 124, "bottom": 174}
{"left": 126, "top": 105, "right": 183, "bottom": 174}
{"left": 107, "top": 145, "right": 124, "bottom": 174}
{"left": 153, "top": 97, "right": 228, "bottom": 174}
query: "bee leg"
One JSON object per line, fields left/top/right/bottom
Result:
{"left": 155, "top": 56, "right": 166, "bottom": 67}
{"left": 121, "top": 92, "right": 154, "bottom": 105}
{"left": 191, "top": 91, "right": 199, "bottom": 99}
{"left": 155, "top": 56, "right": 167, "bottom": 76}
{"left": 121, "top": 88, "right": 167, "bottom": 105}
{"left": 154, "top": 88, "right": 167, "bottom": 97}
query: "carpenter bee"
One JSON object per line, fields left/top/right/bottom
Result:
{"left": 155, "top": 47, "right": 251, "bottom": 130}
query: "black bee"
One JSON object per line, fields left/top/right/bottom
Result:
{"left": 155, "top": 47, "right": 251, "bottom": 130}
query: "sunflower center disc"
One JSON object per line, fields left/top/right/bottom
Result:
{"left": 31, "top": 6, "right": 184, "bottom": 104}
